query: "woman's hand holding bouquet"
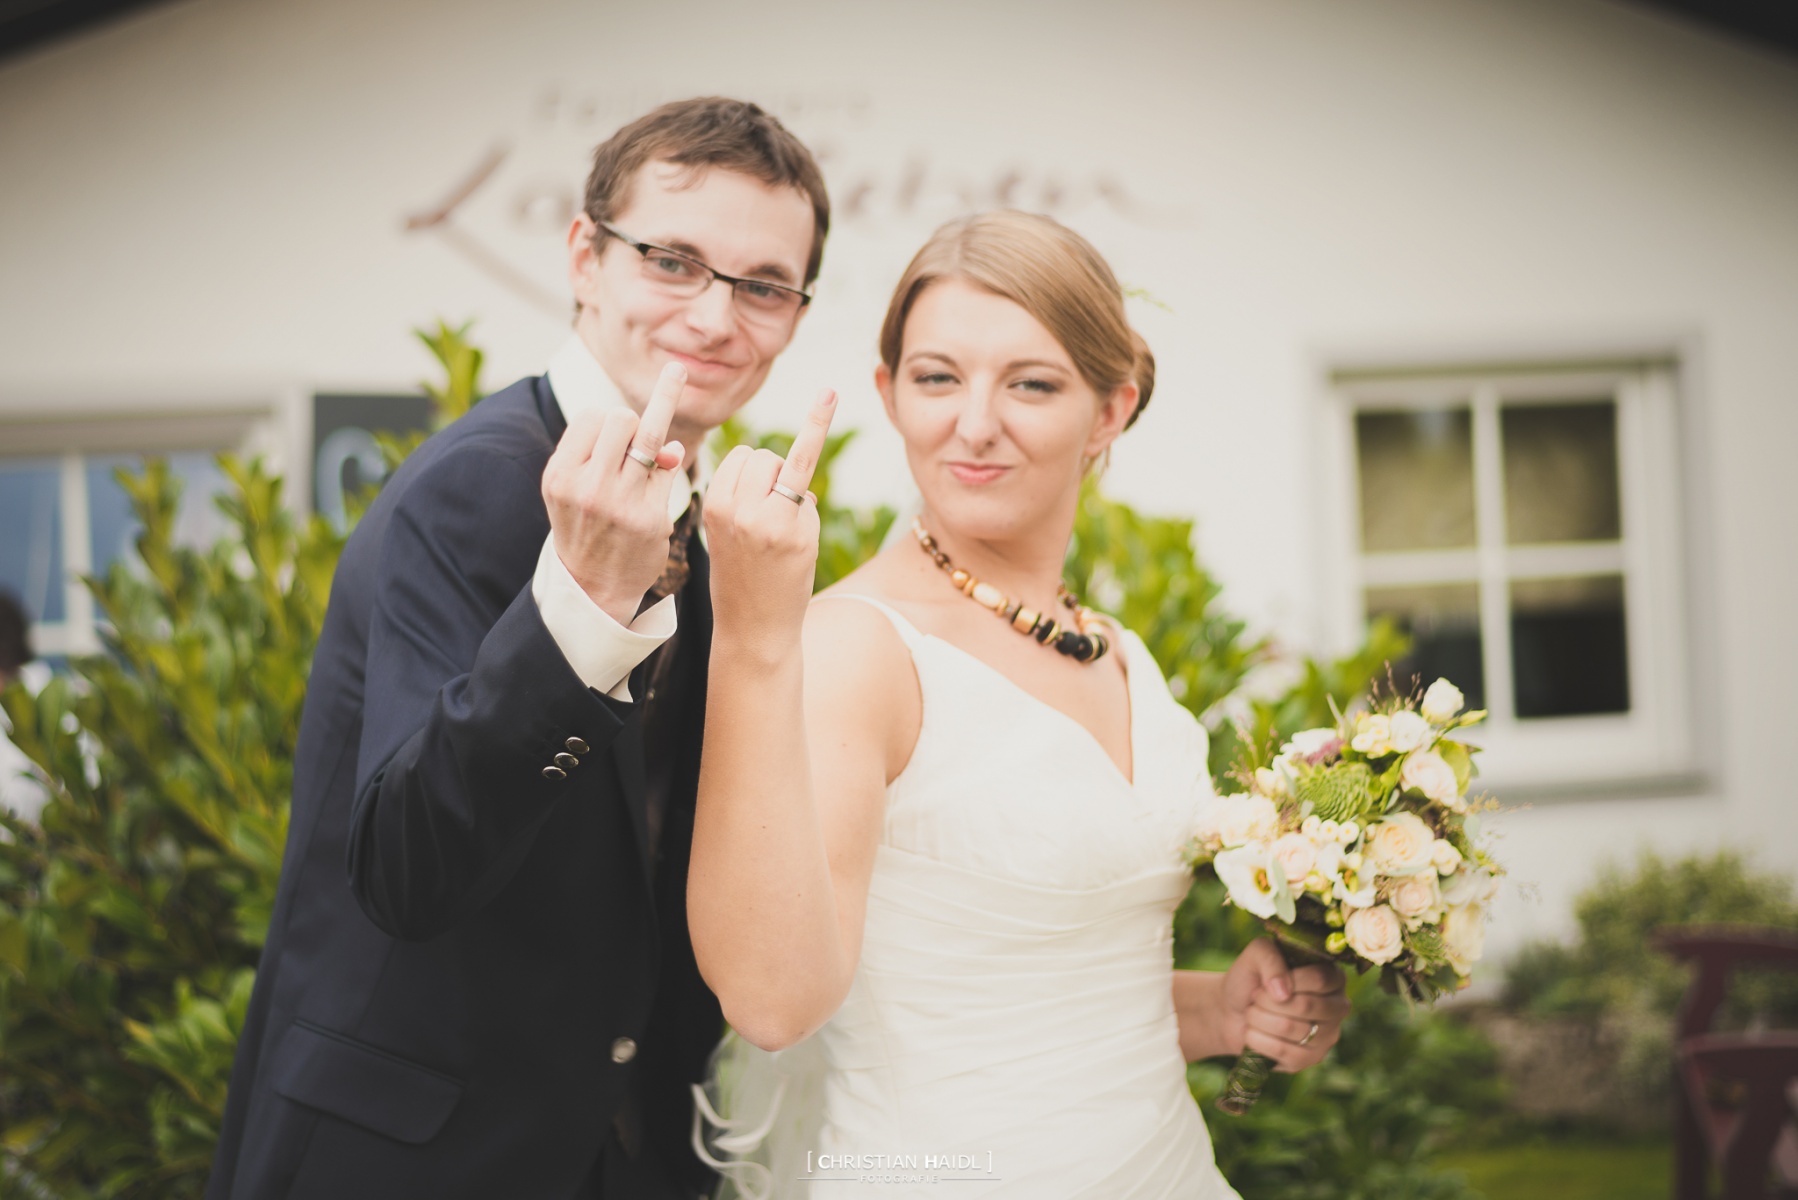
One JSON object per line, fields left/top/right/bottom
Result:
{"left": 1189, "top": 677, "right": 1502, "bottom": 1114}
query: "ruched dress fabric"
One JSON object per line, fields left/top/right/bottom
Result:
{"left": 699, "top": 594, "right": 1238, "bottom": 1199}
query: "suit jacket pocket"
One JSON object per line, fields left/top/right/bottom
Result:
{"left": 270, "top": 1019, "right": 464, "bottom": 1145}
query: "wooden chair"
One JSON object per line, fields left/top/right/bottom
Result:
{"left": 1656, "top": 926, "right": 1798, "bottom": 1200}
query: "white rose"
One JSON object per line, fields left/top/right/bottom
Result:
{"left": 1214, "top": 842, "right": 1283, "bottom": 919}
{"left": 1255, "top": 766, "right": 1290, "bottom": 799}
{"left": 1430, "top": 839, "right": 1463, "bottom": 876}
{"left": 1442, "top": 902, "right": 1488, "bottom": 973}
{"left": 1366, "top": 812, "right": 1436, "bottom": 877}
{"left": 1388, "top": 871, "right": 1443, "bottom": 926}
{"left": 1350, "top": 713, "right": 1393, "bottom": 756}
{"left": 1401, "top": 749, "right": 1461, "bottom": 809}
{"left": 1388, "top": 710, "right": 1431, "bottom": 753}
{"left": 1344, "top": 904, "right": 1406, "bottom": 965}
{"left": 1271, "top": 833, "right": 1317, "bottom": 888}
{"left": 1421, "top": 678, "right": 1465, "bottom": 725}
{"left": 1440, "top": 865, "right": 1493, "bottom": 907}
{"left": 1216, "top": 792, "right": 1280, "bottom": 848}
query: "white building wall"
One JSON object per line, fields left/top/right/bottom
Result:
{"left": 2, "top": 0, "right": 1795, "bottom": 963}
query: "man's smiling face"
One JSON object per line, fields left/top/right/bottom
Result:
{"left": 568, "top": 161, "right": 817, "bottom": 450}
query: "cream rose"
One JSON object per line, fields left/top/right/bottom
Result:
{"left": 1344, "top": 904, "right": 1406, "bottom": 965}
{"left": 1214, "top": 842, "right": 1283, "bottom": 919}
{"left": 1442, "top": 902, "right": 1488, "bottom": 973}
{"left": 1388, "top": 710, "right": 1431, "bottom": 753}
{"left": 1430, "top": 839, "right": 1464, "bottom": 876}
{"left": 1366, "top": 812, "right": 1436, "bottom": 877}
{"left": 1421, "top": 678, "right": 1465, "bottom": 725}
{"left": 1388, "top": 871, "right": 1444, "bottom": 926}
{"left": 1215, "top": 793, "right": 1280, "bottom": 848}
{"left": 1271, "top": 833, "right": 1317, "bottom": 889}
{"left": 1401, "top": 749, "right": 1461, "bottom": 808}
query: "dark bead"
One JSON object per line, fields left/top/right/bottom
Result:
{"left": 1033, "top": 621, "right": 1056, "bottom": 643}
{"left": 1056, "top": 630, "right": 1086, "bottom": 657}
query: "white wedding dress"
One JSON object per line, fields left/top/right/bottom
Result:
{"left": 694, "top": 595, "right": 1239, "bottom": 1199}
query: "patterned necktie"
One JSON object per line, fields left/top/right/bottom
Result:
{"left": 647, "top": 491, "right": 701, "bottom": 603}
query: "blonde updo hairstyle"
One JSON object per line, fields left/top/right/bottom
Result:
{"left": 878, "top": 210, "right": 1154, "bottom": 431}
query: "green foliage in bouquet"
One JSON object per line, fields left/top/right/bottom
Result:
{"left": 0, "top": 461, "right": 343, "bottom": 1198}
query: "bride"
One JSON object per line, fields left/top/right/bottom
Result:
{"left": 690, "top": 211, "right": 1349, "bottom": 1198}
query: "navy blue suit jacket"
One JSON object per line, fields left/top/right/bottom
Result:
{"left": 208, "top": 376, "right": 720, "bottom": 1199}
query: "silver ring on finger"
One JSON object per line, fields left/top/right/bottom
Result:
{"left": 624, "top": 445, "right": 659, "bottom": 470}
{"left": 771, "top": 482, "right": 806, "bottom": 506}
{"left": 1300, "top": 1022, "right": 1320, "bottom": 1047}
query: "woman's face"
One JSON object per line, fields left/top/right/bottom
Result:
{"left": 877, "top": 278, "right": 1136, "bottom": 544}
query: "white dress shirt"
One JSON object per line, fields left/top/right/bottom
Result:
{"left": 531, "top": 335, "right": 699, "bottom": 702}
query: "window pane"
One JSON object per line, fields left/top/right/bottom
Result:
{"left": 1365, "top": 583, "right": 1484, "bottom": 709}
{"left": 0, "top": 459, "right": 65, "bottom": 623}
{"left": 1511, "top": 575, "right": 1629, "bottom": 718}
{"left": 1501, "top": 401, "right": 1620, "bottom": 544}
{"left": 86, "top": 453, "right": 233, "bottom": 576}
{"left": 1355, "top": 408, "right": 1476, "bottom": 552}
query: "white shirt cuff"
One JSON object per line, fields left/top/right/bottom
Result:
{"left": 530, "top": 534, "right": 677, "bottom": 702}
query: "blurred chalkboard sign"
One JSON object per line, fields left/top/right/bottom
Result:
{"left": 312, "top": 393, "right": 433, "bottom": 531}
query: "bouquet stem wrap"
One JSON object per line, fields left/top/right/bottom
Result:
{"left": 1217, "top": 937, "right": 1315, "bottom": 1117}
{"left": 1216, "top": 1048, "right": 1277, "bottom": 1116}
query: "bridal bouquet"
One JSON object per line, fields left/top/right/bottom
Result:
{"left": 1187, "top": 677, "right": 1501, "bottom": 1114}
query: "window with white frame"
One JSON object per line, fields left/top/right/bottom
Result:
{"left": 1326, "top": 361, "right": 1695, "bottom": 792}
{"left": 0, "top": 412, "right": 263, "bottom": 662}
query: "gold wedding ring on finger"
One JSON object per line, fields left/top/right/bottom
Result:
{"left": 1300, "top": 1022, "right": 1320, "bottom": 1047}
{"left": 624, "top": 446, "right": 659, "bottom": 470}
{"left": 771, "top": 482, "right": 806, "bottom": 505}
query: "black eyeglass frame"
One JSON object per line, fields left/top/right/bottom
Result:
{"left": 597, "top": 222, "right": 813, "bottom": 314}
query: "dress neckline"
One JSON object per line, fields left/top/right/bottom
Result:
{"left": 824, "top": 593, "right": 1141, "bottom": 788}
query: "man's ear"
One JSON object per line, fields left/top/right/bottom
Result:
{"left": 875, "top": 362, "right": 898, "bottom": 426}
{"left": 1084, "top": 381, "right": 1138, "bottom": 460}
{"left": 567, "top": 213, "right": 601, "bottom": 304}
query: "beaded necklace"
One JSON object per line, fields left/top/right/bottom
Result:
{"left": 911, "top": 517, "right": 1111, "bottom": 664}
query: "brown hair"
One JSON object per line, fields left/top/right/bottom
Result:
{"left": 878, "top": 211, "right": 1154, "bottom": 428}
{"left": 583, "top": 97, "right": 831, "bottom": 285}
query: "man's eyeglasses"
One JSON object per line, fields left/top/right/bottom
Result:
{"left": 598, "top": 223, "right": 812, "bottom": 326}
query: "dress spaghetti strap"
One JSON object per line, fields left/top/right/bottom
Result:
{"left": 810, "top": 592, "right": 928, "bottom": 653}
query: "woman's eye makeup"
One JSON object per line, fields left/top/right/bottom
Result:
{"left": 1014, "top": 377, "right": 1061, "bottom": 394}
{"left": 913, "top": 371, "right": 957, "bottom": 386}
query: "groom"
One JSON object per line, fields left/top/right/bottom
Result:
{"left": 209, "top": 98, "right": 830, "bottom": 1200}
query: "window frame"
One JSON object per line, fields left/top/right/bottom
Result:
{"left": 1320, "top": 359, "right": 1697, "bottom": 794}
{"left": 0, "top": 406, "right": 280, "bottom": 660}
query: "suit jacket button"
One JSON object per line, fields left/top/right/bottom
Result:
{"left": 554, "top": 752, "right": 579, "bottom": 770}
{"left": 611, "top": 1037, "right": 637, "bottom": 1064}
{"left": 565, "top": 736, "right": 590, "bottom": 755}
{"left": 542, "top": 765, "right": 567, "bottom": 780}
